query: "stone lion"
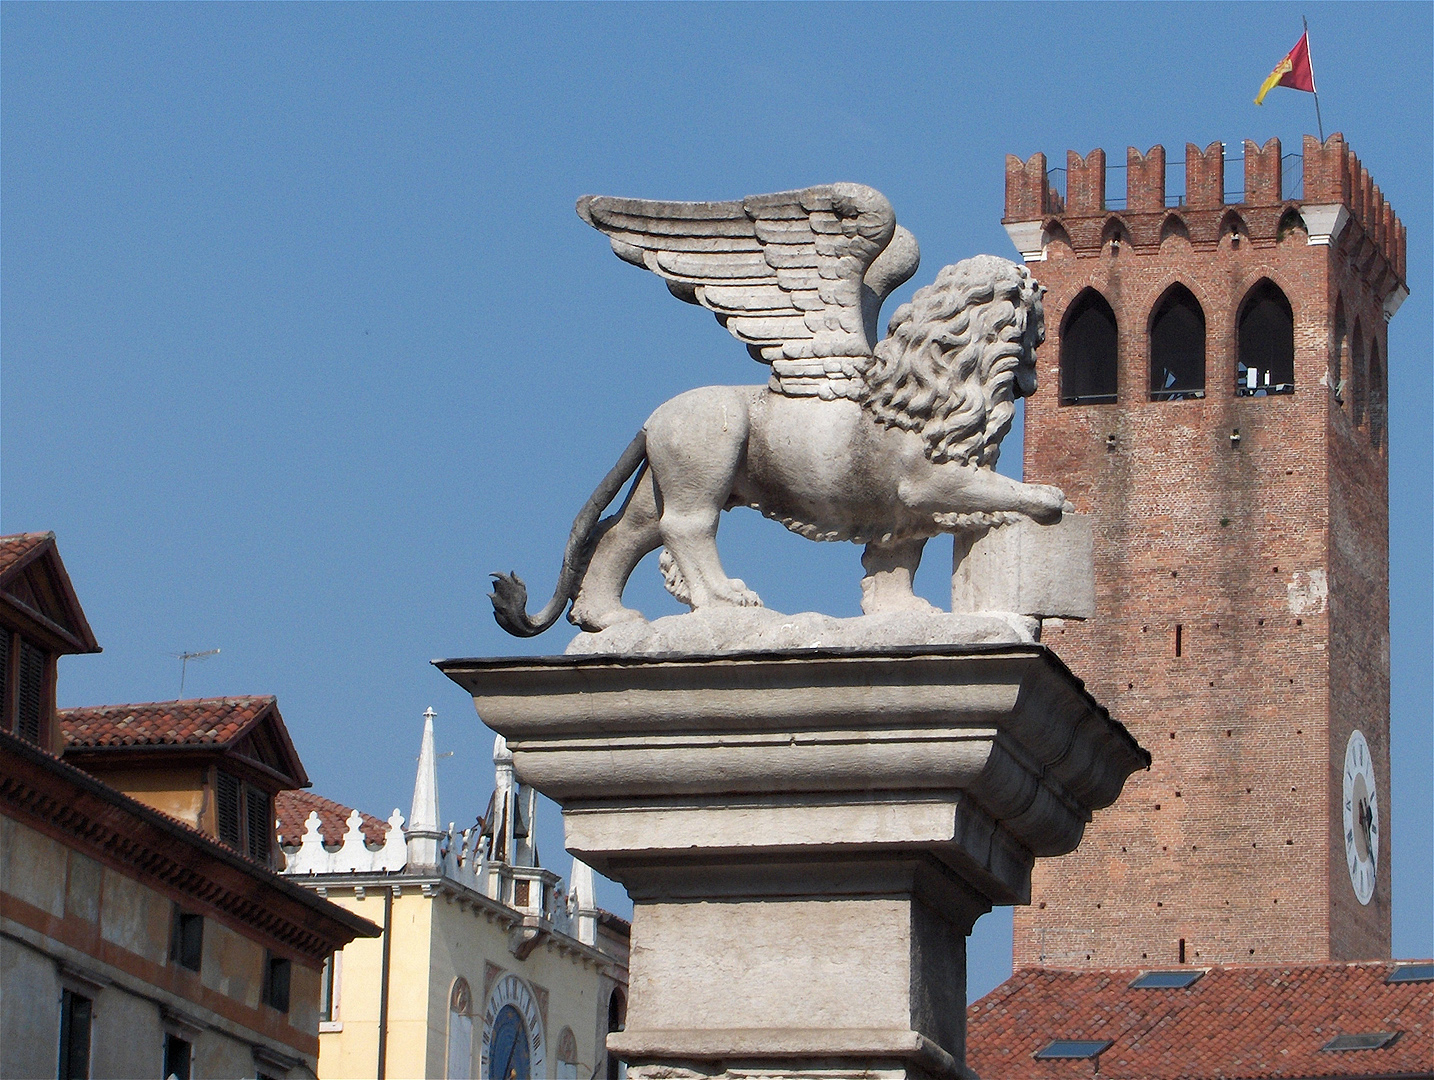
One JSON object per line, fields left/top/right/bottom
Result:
{"left": 490, "top": 185, "right": 1067, "bottom": 636}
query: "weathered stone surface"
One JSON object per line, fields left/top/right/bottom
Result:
{"left": 951, "top": 513, "right": 1094, "bottom": 619}
{"left": 566, "top": 606, "right": 1038, "bottom": 656}
{"left": 438, "top": 646, "right": 1148, "bottom": 1078}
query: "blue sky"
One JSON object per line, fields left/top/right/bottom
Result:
{"left": 3, "top": 3, "right": 1429, "bottom": 997}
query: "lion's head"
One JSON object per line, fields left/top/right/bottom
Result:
{"left": 859, "top": 255, "right": 1045, "bottom": 468}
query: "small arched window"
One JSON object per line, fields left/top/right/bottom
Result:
{"left": 1060, "top": 289, "right": 1118, "bottom": 405}
{"left": 1351, "top": 321, "right": 1367, "bottom": 426}
{"left": 447, "top": 978, "right": 473, "bottom": 1080}
{"left": 1369, "top": 341, "right": 1386, "bottom": 451}
{"left": 1150, "top": 285, "right": 1206, "bottom": 400}
{"left": 606, "top": 989, "right": 627, "bottom": 1080}
{"left": 1236, "top": 280, "right": 1295, "bottom": 395}
{"left": 556, "top": 1027, "right": 580, "bottom": 1080}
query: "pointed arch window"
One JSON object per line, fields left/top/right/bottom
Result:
{"left": 1060, "top": 289, "right": 1118, "bottom": 404}
{"left": 1351, "top": 321, "right": 1366, "bottom": 425}
{"left": 1150, "top": 285, "right": 1205, "bottom": 400}
{"left": 1332, "top": 302, "right": 1348, "bottom": 408}
{"left": 1237, "top": 280, "right": 1295, "bottom": 395}
{"left": 1369, "top": 341, "right": 1386, "bottom": 451}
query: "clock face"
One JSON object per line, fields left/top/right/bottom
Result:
{"left": 1342, "top": 730, "right": 1379, "bottom": 906}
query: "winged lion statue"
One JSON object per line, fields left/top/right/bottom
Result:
{"left": 490, "top": 183, "right": 1069, "bottom": 637}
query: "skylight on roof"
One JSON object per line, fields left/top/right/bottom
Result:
{"left": 1130, "top": 970, "right": 1204, "bottom": 988}
{"left": 1035, "top": 1039, "right": 1112, "bottom": 1060}
{"left": 1322, "top": 1033, "right": 1399, "bottom": 1052}
{"left": 1387, "top": 963, "right": 1434, "bottom": 983}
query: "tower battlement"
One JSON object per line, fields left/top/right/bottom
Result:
{"left": 1004, "top": 135, "right": 1405, "bottom": 305}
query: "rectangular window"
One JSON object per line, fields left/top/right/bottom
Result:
{"left": 263, "top": 952, "right": 291, "bottom": 1014}
{"left": 215, "top": 771, "right": 242, "bottom": 848}
{"left": 58, "top": 989, "right": 92, "bottom": 1080}
{"left": 169, "top": 907, "right": 203, "bottom": 972}
{"left": 319, "top": 953, "right": 338, "bottom": 1023}
{"left": 245, "top": 784, "right": 272, "bottom": 863}
{"left": 161, "top": 1034, "right": 191, "bottom": 1080}
{"left": 17, "top": 638, "right": 45, "bottom": 743}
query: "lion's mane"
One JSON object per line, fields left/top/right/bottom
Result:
{"left": 859, "top": 255, "right": 1045, "bottom": 468}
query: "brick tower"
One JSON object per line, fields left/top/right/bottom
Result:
{"left": 1004, "top": 135, "right": 1406, "bottom": 967}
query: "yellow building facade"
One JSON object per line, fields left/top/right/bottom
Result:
{"left": 279, "top": 710, "right": 628, "bottom": 1080}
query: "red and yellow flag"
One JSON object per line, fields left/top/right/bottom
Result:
{"left": 1255, "top": 32, "right": 1316, "bottom": 104}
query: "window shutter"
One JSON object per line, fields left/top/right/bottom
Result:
{"left": 216, "top": 771, "right": 242, "bottom": 847}
{"left": 0, "top": 633, "right": 10, "bottom": 730}
{"left": 16, "top": 640, "right": 44, "bottom": 743}
{"left": 246, "top": 784, "right": 271, "bottom": 862}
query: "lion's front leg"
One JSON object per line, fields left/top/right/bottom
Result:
{"left": 860, "top": 537, "right": 940, "bottom": 615}
{"left": 902, "top": 463, "right": 1068, "bottom": 524}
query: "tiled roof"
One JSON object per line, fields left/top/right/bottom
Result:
{"left": 59, "top": 696, "right": 276, "bottom": 749}
{"left": 0, "top": 532, "right": 54, "bottom": 576}
{"left": 276, "top": 788, "right": 390, "bottom": 847}
{"left": 966, "top": 962, "right": 1434, "bottom": 1080}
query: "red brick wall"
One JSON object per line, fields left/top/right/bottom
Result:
{"left": 1005, "top": 136, "right": 1399, "bottom": 967}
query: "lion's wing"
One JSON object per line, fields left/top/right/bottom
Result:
{"left": 577, "top": 184, "right": 918, "bottom": 399}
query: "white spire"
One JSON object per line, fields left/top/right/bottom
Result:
{"left": 405, "top": 707, "right": 444, "bottom": 868}
{"left": 570, "top": 857, "right": 598, "bottom": 946}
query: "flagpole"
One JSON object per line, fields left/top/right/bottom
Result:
{"left": 1305, "top": 16, "right": 1325, "bottom": 142}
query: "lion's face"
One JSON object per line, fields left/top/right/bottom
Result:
{"left": 860, "top": 255, "right": 1045, "bottom": 468}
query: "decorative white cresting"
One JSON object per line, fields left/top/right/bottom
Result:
{"left": 406, "top": 706, "right": 445, "bottom": 869}
{"left": 283, "top": 807, "right": 408, "bottom": 875}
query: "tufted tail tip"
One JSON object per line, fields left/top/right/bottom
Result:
{"left": 489, "top": 572, "right": 540, "bottom": 637}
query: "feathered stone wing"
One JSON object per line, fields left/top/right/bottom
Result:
{"left": 577, "top": 183, "right": 920, "bottom": 400}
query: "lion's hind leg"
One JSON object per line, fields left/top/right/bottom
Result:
{"left": 645, "top": 386, "right": 762, "bottom": 612}
{"left": 569, "top": 467, "right": 662, "bottom": 631}
{"left": 860, "top": 537, "right": 940, "bottom": 615}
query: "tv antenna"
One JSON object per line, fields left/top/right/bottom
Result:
{"left": 172, "top": 648, "right": 220, "bottom": 697}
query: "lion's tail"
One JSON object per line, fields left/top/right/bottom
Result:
{"left": 489, "top": 431, "right": 648, "bottom": 637}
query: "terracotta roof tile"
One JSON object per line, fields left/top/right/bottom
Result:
{"left": 0, "top": 532, "right": 54, "bottom": 576}
{"left": 276, "top": 788, "right": 390, "bottom": 847}
{"left": 59, "top": 697, "right": 275, "bottom": 749}
{"left": 967, "top": 962, "right": 1434, "bottom": 1080}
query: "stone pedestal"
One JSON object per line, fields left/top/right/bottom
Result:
{"left": 439, "top": 645, "right": 1147, "bottom": 1080}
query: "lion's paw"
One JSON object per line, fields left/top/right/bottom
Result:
{"left": 700, "top": 578, "right": 764, "bottom": 610}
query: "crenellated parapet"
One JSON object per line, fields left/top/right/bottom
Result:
{"left": 1003, "top": 134, "right": 1406, "bottom": 312}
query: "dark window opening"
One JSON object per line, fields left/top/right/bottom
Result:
{"left": 1131, "top": 970, "right": 1203, "bottom": 989}
{"left": 245, "top": 783, "right": 272, "bottom": 863}
{"left": 1322, "top": 1033, "right": 1399, "bottom": 1052}
{"left": 1332, "top": 305, "right": 1347, "bottom": 407}
{"left": 1174, "top": 625, "right": 1183, "bottom": 657}
{"left": 606, "top": 989, "right": 627, "bottom": 1080}
{"left": 0, "top": 633, "right": 9, "bottom": 733}
{"left": 1178, "top": 938, "right": 1186, "bottom": 963}
{"left": 1035, "top": 1039, "right": 1112, "bottom": 1060}
{"left": 320, "top": 953, "right": 336, "bottom": 1022}
{"left": 1237, "top": 281, "right": 1295, "bottom": 395}
{"left": 59, "top": 989, "right": 92, "bottom": 1080}
{"left": 170, "top": 907, "right": 204, "bottom": 972}
{"left": 1061, "top": 290, "right": 1118, "bottom": 404}
{"left": 1369, "top": 342, "right": 1386, "bottom": 451}
{"left": 263, "top": 952, "right": 292, "bottom": 1013}
{"left": 1150, "top": 285, "right": 1205, "bottom": 400}
{"left": 1350, "top": 324, "right": 1366, "bottom": 425}
{"left": 17, "top": 639, "right": 44, "bottom": 744}
{"left": 162, "top": 1034, "right": 191, "bottom": 1080}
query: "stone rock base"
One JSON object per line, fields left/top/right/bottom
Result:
{"left": 566, "top": 607, "right": 1038, "bottom": 656}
